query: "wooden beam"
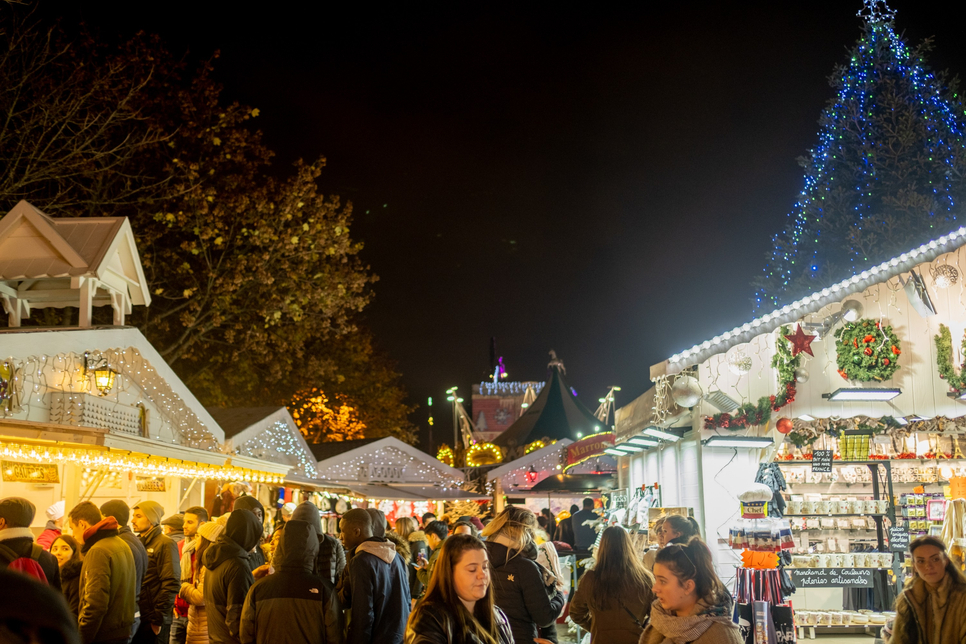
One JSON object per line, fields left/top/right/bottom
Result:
{"left": 78, "top": 277, "right": 94, "bottom": 327}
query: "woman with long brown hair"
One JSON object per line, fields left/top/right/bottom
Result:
{"left": 640, "top": 537, "right": 741, "bottom": 644}
{"left": 570, "top": 526, "right": 654, "bottom": 643}
{"left": 406, "top": 534, "right": 512, "bottom": 644}
{"left": 482, "top": 506, "right": 565, "bottom": 644}
{"left": 50, "top": 534, "right": 83, "bottom": 617}
{"left": 890, "top": 535, "right": 966, "bottom": 644}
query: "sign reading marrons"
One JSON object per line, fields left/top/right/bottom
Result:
{"left": 565, "top": 433, "right": 615, "bottom": 470}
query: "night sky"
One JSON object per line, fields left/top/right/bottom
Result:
{"left": 43, "top": 1, "right": 966, "bottom": 448}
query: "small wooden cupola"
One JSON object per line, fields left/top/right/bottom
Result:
{"left": 0, "top": 200, "right": 151, "bottom": 327}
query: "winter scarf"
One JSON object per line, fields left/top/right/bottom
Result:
{"left": 645, "top": 596, "right": 739, "bottom": 644}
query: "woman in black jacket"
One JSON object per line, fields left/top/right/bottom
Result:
{"left": 482, "top": 507, "right": 565, "bottom": 644}
{"left": 393, "top": 517, "right": 428, "bottom": 601}
{"left": 50, "top": 535, "right": 83, "bottom": 617}
{"left": 406, "top": 534, "right": 512, "bottom": 644}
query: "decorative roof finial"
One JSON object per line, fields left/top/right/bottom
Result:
{"left": 548, "top": 349, "right": 566, "bottom": 374}
{"left": 857, "top": 0, "right": 896, "bottom": 24}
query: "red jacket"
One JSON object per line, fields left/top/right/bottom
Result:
{"left": 37, "top": 522, "right": 62, "bottom": 550}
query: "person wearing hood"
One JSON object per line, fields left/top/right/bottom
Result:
{"left": 100, "top": 500, "right": 149, "bottom": 639}
{"left": 641, "top": 537, "right": 741, "bottom": 644}
{"left": 0, "top": 496, "right": 61, "bottom": 590}
{"left": 290, "top": 501, "right": 345, "bottom": 586}
{"left": 131, "top": 500, "right": 181, "bottom": 644}
{"left": 340, "top": 508, "right": 410, "bottom": 644}
{"left": 68, "top": 501, "right": 137, "bottom": 644}
{"left": 481, "top": 507, "right": 565, "bottom": 644}
{"left": 203, "top": 509, "right": 262, "bottom": 644}
{"left": 232, "top": 496, "right": 269, "bottom": 575}
{"left": 38, "top": 500, "right": 66, "bottom": 550}
{"left": 240, "top": 519, "right": 344, "bottom": 644}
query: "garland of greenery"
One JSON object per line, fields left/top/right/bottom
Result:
{"left": 935, "top": 324, "right": 966, "bottom": 394}
{"left": 833, "top": 319, "right": 901, "bottom": 381}
{"left": 704, "top": 326, "right": 799, "bottom": 431}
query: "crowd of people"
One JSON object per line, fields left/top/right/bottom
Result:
{"left": 4, "top": 491, "right": 961, "bottom": 644}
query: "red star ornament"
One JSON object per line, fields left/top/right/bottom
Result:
{"left": 784, "top": 324, "right": 817, "bottom": 357}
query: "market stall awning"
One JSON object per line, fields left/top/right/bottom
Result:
{"left": 342, "top": 483, "right": 489, "bottom": 501}
{"left": 346, "top": 484, "right": 434, "bottom": 501}
{"left": 529, "top": 473, "right": 617, "bottom": 493}
{"left": 397, "top": 485, "right": 490, "bottom": 500}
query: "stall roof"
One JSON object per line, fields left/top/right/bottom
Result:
{"left": 211, "top": 406, "right": 319, "bottom": 479}
{"left": 486, "top": 439, "right": 572, "bottom": 481}
{"left": 494, "top": 358, "right": 602, "bottom": 449}
{"left": 311, "top": 436, "right": 467, "bottom": 487}
{"left": 530, "top": 473, "right": 617, "bottom": 493}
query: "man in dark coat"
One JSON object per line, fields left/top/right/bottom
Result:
{"left": 0, "top": 496, "right": 61, "bottom": 590}
{"left": 415, "top": 520, "right": 448, "bottom": 593}
{"left": 571, "top": 498, "right": 598, "bottom": 551}
{"left": 239, "top": 520, "right": 343, "bottom": 644}
{"left": 339, "top": 508, "right": 409, "bottom": 644}
{"left": 290, "top": 501, "right": 345, "bottom": 586}
{"left": 204, "top": 509, "right": 261, "bottom": 644}
{"left": 232, "top": 496, "right": 268, "bottom": 573}
{"left": 131, "top": 501, "right": 180, "bottom": 644}
{"left": 100, "top": 500, "right": 149, "bottom": 640}
{"left": 69, "top": 501, "right": 136, "bottom": 644}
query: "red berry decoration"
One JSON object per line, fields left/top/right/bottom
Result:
{"left": 834, "top": 319, "right": 901, "bottom": 382}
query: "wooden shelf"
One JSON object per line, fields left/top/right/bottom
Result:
{"left": 785, "top": 513, "right": 887, "bottom": 518}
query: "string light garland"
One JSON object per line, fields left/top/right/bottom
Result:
{"left": 524, "top": 440, "right": 545, "bottom": 454}
{"left": 465, "top": 442, "right": 503, "bottom": 467}
{"left": 0, "top": 440, "right": 283, "bottom": 482}
{"left": 234, "top": 420, "right": 319, "bottom": 478}
{"left": 1, "top": 348, "right": 218, "bottom": 450}
{"left": 316, "top": 445, "right": 464, "bottom": 488}
{"left": 477, "top": 381, "right": 544, "bottom": 396}
{"left": 436, "top": 445, "right": 455, "bottom": 467}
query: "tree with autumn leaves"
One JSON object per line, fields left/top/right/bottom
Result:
{"left": 0, "top": 12, "right": 415, "bottom": 442}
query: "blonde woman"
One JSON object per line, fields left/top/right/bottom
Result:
{"left": 482, "top": 507, "right": 565, "bottom": 644}
{"left": 642, "top": 516, "right": 668, "bottom": 572}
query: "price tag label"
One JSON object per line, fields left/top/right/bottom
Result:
{"left": 890, "top": 526, "right": 909, "bottom": 553}
{"left": 812, "top": 450, "right": 833, "bottom": 473}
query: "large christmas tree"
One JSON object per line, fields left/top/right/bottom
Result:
{"left": 754, "top": 0, "right": 966, "bottom": 310}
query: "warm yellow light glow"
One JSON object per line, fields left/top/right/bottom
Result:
{"left": 94, "top": 367, "right": 116, "bottom": 395}
{"left": 525, "top": 440, "right": 545, "bottom": 454}
{"left": 466, "top": 442, "right": 503, "bottom": 467}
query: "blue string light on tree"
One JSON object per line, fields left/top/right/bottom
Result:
{"left": 754, "top": 0, "right": 966, "bottom": 311}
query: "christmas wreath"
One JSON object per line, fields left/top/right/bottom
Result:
{"left": 833, "top": 319, "right": 900, "bottom": 382}
{"left": 935, "top": 324, "right": 966, "bottom": 394}
{"left": 704, "top": 326, "right": 798, "bottom": 431}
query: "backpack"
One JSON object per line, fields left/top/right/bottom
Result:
{"left": 0, "top": 542, "right": 49, "bottom": 584}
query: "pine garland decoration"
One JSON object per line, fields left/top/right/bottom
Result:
{"left": 935, "top": 324, "right": 966, "bottom": 394}
{"left": 834, "top": 319, "right": 901, "bottom": 381}
{"left": 704, "top": 326, "right": 798, "bottom": 431}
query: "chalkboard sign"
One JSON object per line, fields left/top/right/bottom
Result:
{"left": 789, "top": 568, "right": 874, "bottom": 588}
{"left": 812, "top": 450, "right": 833, "bottom": 473}
{"left": 890, "top": 526, "right": 910, "bottom": 553}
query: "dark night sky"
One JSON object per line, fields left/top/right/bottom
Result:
{"left": 44, "top": 1, "right": 966, "bottom": 449}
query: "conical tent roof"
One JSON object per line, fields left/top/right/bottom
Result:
{"left": 493, "top": 359, "right": 603, "bottom": 449}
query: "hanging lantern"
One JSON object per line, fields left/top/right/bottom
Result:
{"left": 525, "top": 465, "right": 538, "bottom": 484}
{"left": 84, "top": 352, "right": 116, "bottom": 395}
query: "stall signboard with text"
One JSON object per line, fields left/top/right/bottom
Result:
{"left": 1, "top": 461, "right": 59, "bottom": 483}
{"left": 789, "top": 568, "right": 874, "bottom": 587}
{"left": 565, "top": 433, "right": 615, "bottom": 471}
{"left": 811, "top": 450, "right": 833, "bottom": 473}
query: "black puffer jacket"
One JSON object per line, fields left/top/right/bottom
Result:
{"left": 204, "top": 510, "right": 261, "bottom": 644}
{"left": 138, "top": 524, "right": 181, "bottom": 628}
{"left": 484, "top": 540, "right": 565, "bottom": 644}
{"left": 406, "top": 601, "right": 513, "bottom": 644}
{"left": 60, "top": 559, "right": 83, "bottom": 617}
{"left": 290, "top": 501, "right": 346, "bottom": 585}
{"left": 240, "top": 520, "right": 343, "bottom": 644}
{"left": 343, "top": 537, "right": 411, "bottom": 644}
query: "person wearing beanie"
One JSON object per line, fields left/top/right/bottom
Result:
{"left": 0, "top": 496, "right": 61, "bottom": 590}
{"left": 179, "top": 521, "right": 224, "bottom": 644}
{"left": 240, "top": 519, "right": 344, "bottom": 644}
{"left": 37, "top": 500, "right": 66, "bottom": 550}
{"left": 289, "top": 501, "right": 345, "bottom": 586}
{"left": 162, "top": 514, "right": 186, "bottom": 545}
{"left": 232, "top": 496, "right": 268, "bottom": 575}
{"left": 100, "top": 499, "right": 149, "bottom": 639}
{"left": 68, "top": 501, "right": 137, "bottom": 644}
{"left": 204, "top": 509, "right": 262, "bottom": 644}
{"left": 132, "top": 501, "right": 181, "bottom": 644}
